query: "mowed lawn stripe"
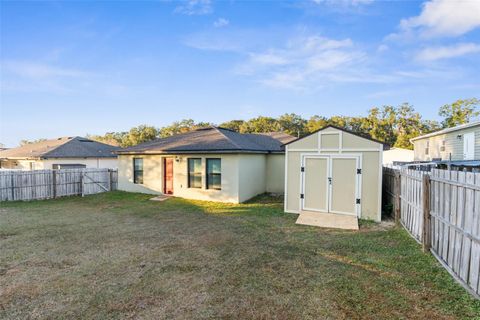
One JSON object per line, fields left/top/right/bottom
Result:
{"left": 0, "top": 192, "right": 478, "bottom": 319}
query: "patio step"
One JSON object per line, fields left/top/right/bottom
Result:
{"left": 296, "top": 211, "right": 359, "bottom": 230}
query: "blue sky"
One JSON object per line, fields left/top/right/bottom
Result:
{"left": 1, "top": 0, "right": 479, "bottom": 147}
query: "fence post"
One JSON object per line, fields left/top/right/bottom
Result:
{"left": 394, "top": 171, "right": 401, "bottom": 224}
{"left": 52, "top": 170, "right": 57, "bottom": 198}
{"left": 109, "top": 169, "right": 113, "bottom": 191}
{"left": 80, "top": 173, "right": 84, "bottom": 197}
{"left": 422, "top": 174, "right": 431, "bottom": 253}
{"left": 10, "top": 172, "right": 15, "bottom": 201}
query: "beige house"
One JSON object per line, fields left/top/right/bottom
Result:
{"left": 410, "top": 121, "right": 480, "bottom": 162}
{"left": 116, "top": 127, "right": 295, "bottom": 203}
{"left": 284, "top": 125, "right": 384, "bottom": 229}
{"left": 0, "top": 137, "right": 118, "bottom": 170}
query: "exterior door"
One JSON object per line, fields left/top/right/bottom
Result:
{"left": 303, "top": 157, "right": 329, "bottom": 212}
{"left": 301, "top": 155, "right": 360, "bottom": 216}
{"left": 329, "top": 157, "right": 358, "bottom": 215}
{"left": 164, "top": 158, "right": 174, "bottom": 194}
{"left": 463, "top": 132, "right": 475, "bottom": 160}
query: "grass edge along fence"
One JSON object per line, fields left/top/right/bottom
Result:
{"left": 0, "top": 168, "right": 118, "bottom": 201}
{"left": 383, "top": 167, "right": 480, "bottom": 299}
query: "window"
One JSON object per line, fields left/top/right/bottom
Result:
{"left": 133, "top": 158, "right": 143, "bottom": 184}
{"left": 206, "top": 158, "right": 221, "bottom": 190}
{"left": 425, "top": 141, "right": 429, "bottom": 155}
{"left": 188, "top": 158, "right": 202, "bottom": 188}
{"left": 440, "top": 140, "right": 446, "bottom": 152}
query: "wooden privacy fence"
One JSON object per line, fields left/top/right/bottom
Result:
{"left": 0, "top": 168, "right": 118, "bottom": 201}
{"left": 383, "top": 167, "right": 480, "bottom": 299}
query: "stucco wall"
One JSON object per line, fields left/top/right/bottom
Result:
{"left": 237, "top": 154, "right": 266, "bottom": 202}
{"left": 285, "top": 128, "right": 382, "bottom": 221}
{"left": 118, "top": 154, "right": 241, "bottom": 202}
{"left": 413, "top": 125, "right": 480, "bottom": 161}
{"left": 0, "top": 158, "right": 117, "bottom": 170}
{"left": 266, "top": 154, "right": 285, "bottom": 194}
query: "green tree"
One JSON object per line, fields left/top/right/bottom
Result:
{"left": 159, "top": 119, "right": 212, "bottom": 137}
{"left": 277, "top": 113, "right": 307, "bottom": 137}
{"left": 87, "top": 132, "right": 125, "bottom": 146}
{"left": 122, "top": 125, "right": 159, "bottom": 147}
{"left": 219, "top": 120, "right": 245, "bottom": 132}
{"left": 439, "top": 98, "right": 480, "bottom": 128}
{"left": 305, "top": 115, "right": 329, "bottom": 133}
{"left": 239, "top": 116, "right": 280, "bottom": 133}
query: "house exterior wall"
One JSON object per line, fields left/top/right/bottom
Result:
{"left": 237, "top": 154, "right": 266, "bottom": 202}
{"left": 0, "top": 158, "right": 117, "bottom": 170}
{"left": 266, "top": 154, "right": 286, "bottom": 194}
{"left": 413, "top": 125, "right": 480, "bottom": 161}
{"left": 382, "top": 148, "right": 414, "bottom": 165}
{"left": 285, "top": 127, "right": 382, "bottom": 221}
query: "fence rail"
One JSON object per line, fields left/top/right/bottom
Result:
{"left": 0, "top": 168, "right": 117, "bottom": 201}
{"left": 383, "top": 167, "right": 480, "bottom": 299}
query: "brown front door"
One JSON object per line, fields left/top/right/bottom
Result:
{"left": 164, "top": 158, "right": 174, "bottom": 194}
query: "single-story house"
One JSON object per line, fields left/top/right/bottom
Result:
{"left": 0, "top": 137, "right": 119, "bottom": 170}
{"left": 116, "top": 127, "right": 295, "bottom": 203}
{"left": 284, "top": 125, "right": 385, "bottom": 229}
{"left": 382, "top": 147, "right": 414, "bottom": 166}
{"left": 410, "top": 121, "right": 480, "bottom": 162}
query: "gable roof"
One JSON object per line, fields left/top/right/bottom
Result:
{"left": 283, "top": 124, "right": 388, "bottom": 148}
{"left": 0, "top": 137, "right": 119, "bottom": 159}
{"left": 410, "top": 121, "right": 480, "bottom": 142}
{"left": 117, "top": 127, "right": 296, "bottom": 154}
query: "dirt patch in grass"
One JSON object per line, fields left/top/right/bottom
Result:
{"left": 0, "top": 191, "right": 479, "bottom": 319}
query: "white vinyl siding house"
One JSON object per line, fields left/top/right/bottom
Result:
{"left": 411, "top": 122, "right": 480, "bottom": 161}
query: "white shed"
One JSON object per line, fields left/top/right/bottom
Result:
{"left": 284, "top": 125, "right": 384, "bottom": 229}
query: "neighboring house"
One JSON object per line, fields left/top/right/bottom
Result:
{"left": 284, "top": 125, "right": 385, "bottom": 229}
{"left": 0, "top": 137, "right": 119, "bottom": 170}
{"left": 116, "top": 127, "right": 295, "bottom": 203}
{"left": 410, "top": 121, "right": 480, "bottom": 162}
{"left": 382, "top": 147, "right": 414, "bottom": 166}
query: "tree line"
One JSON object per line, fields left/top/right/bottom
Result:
{"left": 19, "top": 98, "right": 479, "bottom": 149}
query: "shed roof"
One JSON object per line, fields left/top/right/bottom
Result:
{"left": 283, "top": 124, "right": 388, "bottom": 148}
{"left": 0, "top": 137, "right": 119, "bottom": 159}
{"left": 117, "top": 127, "right": 295, "bottom": 154}
{"left": 410, "top": 121, "right": 480, "bottom": 142}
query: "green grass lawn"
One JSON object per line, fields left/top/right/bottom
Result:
{"left": 1, "top": 192, "right": 479, "bottom": 319}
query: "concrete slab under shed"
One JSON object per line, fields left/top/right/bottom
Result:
{"left": 296, "top": 211, "right": 359, "bottom": 230}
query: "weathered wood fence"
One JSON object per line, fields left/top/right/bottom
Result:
{"left": 0, "top": 168, "right": 118, "bottom": 201}
{"left": 383, "top": 167, "right": 480, "bottom": 299}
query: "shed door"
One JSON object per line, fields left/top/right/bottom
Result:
{"left": 463, "top": 132, "right": 475, "bottom": 160}
{"left": 329, "top": 157, "right": 358, "bottom": 215}
{"left": 303, "top": 157, "right": 328, "bottom": 212}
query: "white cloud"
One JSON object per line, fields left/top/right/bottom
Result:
{"left": 213, "top": 18, "right": 229, "bottom": 28}
{"left": 174, "top": 0, "right": 212, "bottom": 16}
{"left": 234, "top": 35, "right": 367, "bottom": 89}
{"left": 416, "top": 43, "right": 480, "bottom": 61}
{"left": 393, "top": 0, "right": 480, "bottom": 38}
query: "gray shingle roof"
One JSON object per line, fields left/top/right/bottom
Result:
{"left": 118, "top": 127, "right": 296, "bottom": 154}
{"left": 0, "top": 137, "right": 119, "bottom": 159}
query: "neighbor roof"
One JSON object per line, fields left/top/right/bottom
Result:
{"left": 283, "top": 124, "right": 388, "bottom": 148}
{"left": 117, "top": 127, "right": 296, "bottom": 154}
{"left": 0, "top": 137, "right": 119, "bottom": 159}
{"left": 410, "top": 121, "right": 480, "bottom": 142}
